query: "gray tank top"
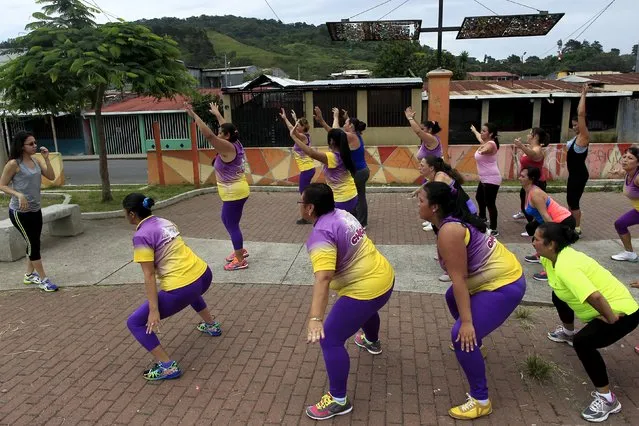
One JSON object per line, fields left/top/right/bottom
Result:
{"left": 9, "top": 160, "right": 42, "bottom": 212}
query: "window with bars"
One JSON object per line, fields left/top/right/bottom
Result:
{"left": 312, "top": 90, "right": 357, "bottom": 128}
{"left": 367, "top": 88, "right": 412, "bottom": 127}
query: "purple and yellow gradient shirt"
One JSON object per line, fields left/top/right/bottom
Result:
{"left": 214, "top": 141, "right": 250, "bottom": 201}
{"left": 132, "top": 216, "right": 208, "bottom": 291}
{"left": 293, "top": 133, "right": 315, "bottom": 172}
{"left": 306, "top": 209, "right": 394, "bottom": 300}
{"left": 324, "top": 152, "right": 357, "bottom": 203}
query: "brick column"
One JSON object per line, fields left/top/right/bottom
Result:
{"left": 426, "top": 69, "right": 453, "bottom": 161}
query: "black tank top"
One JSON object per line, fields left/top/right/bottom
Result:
{"left": 566, "top": 137, "right": 588, "bottom": 176}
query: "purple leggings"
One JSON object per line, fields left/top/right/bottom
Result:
{"left": 127, "top": 267, "right": 212, "bottom": 352}
{"left": 221, "top": 197, "right": 248, "bottom": 250}
{"left": 299, "top": 169, "right": 315, "bottom": 194}
{"left": 335, "top": 196, "right": 358, "bottom": 217}
{"left": 446, "top": 275, "right": 526, "bottom": 400}
{"left": 614, "top": 209, "right": 639, "bottom": 235}
{"left": 320, "top": 283, "right": 394, "bottom": 398}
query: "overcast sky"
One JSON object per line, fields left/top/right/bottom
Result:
{"left": 2, "top": 0, "right": 637, "bottom": 60}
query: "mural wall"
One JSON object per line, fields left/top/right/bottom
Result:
{"left": 147, "top": 143, "right": 635, "bottom": 186}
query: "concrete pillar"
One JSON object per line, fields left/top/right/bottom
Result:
{"left": 615, "top": 97, "right": 624, "bottom": 143}
{"left": 356, "top": 90, "right": 367, "bottom": 122}
{"left": 412, "top": 88, "right": 423, "bottom": 123}
{"left": 426, "top": 69, "right": 453, "bottom": 160}
{"left": 481, "top": 100, "right": 490, "bottom": 124}
{"left": 304, "top": 91, "right": 314, "bottom": 118}
{"left": 560, "top": 98, "right": 572, "bottom": 142}
{"left": 532, "top": 99, "right": 542, "bottom": 128}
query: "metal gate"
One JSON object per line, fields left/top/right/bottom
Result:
{"left": 230, "top": 91, "right": 304, "bottom": 147}
{"left": 102, "top": 115, "right": 142, "bottom": 154}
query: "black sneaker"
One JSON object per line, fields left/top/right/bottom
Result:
{"left": 525, "top": 254, "right": 541, "bottom": 263}
{"left": 296, "top": 218, "right": 310, "bottom": 225}
{"left": 305, "top": 393, "right": 353, "bottom": 420}
{"left": 354, "top": 332, "right": 382, "bottom": 355}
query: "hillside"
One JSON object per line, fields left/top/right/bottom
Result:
{"left": 138, "top": 15, "right": 378, "bottom": 80}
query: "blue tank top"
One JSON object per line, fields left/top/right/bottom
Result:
{"left": 350, "top": 134, "right": 367, "bottom": 171}
{"left": 525, "top": 197, "right": 550, "bottom": 224}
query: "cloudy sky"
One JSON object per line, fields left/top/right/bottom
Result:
{"left": 1, "top": 0, "right": 636, "bottom": 60}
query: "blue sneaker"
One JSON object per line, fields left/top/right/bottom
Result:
{"left": 143, "top": 361, "right": 182, "bottom": 381}
{"left": 38, "top": 278, "right": 58, "bottom": 292}
{"left": 196, "top": 321, "right": 222, "bottom": 336}
{"left": 23, "top": 272, "right": 41, "bottom": 285}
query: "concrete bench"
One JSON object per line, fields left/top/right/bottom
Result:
{"left": 0, "top": 204, "right": 84, "bottom": 262}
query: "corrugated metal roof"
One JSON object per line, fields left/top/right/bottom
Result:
{"left": 586, "top": 73, "right": 639, "bottom": 85}
{"left": 85, "top": 88, "right": 222, "bottom": 115}
{"left": 467, "top": 71, "right": 518, "bottom": 77}
{"left": 225, "top": 74, "right": 423, "bottom": 92}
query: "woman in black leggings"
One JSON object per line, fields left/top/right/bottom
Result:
{"left": 533, "top": 222, "right": 638, "bottom": 423}
{"left": 566, "top": 84, "right": 590, "bottom": 235}
{"left": 471, "top": 123, "right": 501, "bottom": 236}
{"left": 0, "top": 131, "right": 58, "bottom": 291}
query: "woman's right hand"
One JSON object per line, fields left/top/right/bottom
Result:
{"left": 209, "top": 102, "right": 222, "bottom": 118}
{"left": 17, "top": 193, "right": 28, "bottom": 211}
{"left": 404, "top": 106, "right": 415, "bottom": 120}
{"left": 331, "top": 107, "right": 340, "bottom": 118}
{"left": 278, "top": 108, "right": 286, "bottom": 119}
{"left": 470, "top": 124, "right": 477, "bottom": 133}
{"left": 313, "top": 106, "right": 323, "bottom": 122}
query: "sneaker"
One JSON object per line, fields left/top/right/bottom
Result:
{"left": 223, "top": 257, "right": 248, "bottom": 271}
{"left": 438, "top": 274, "right": 451, "bottom": 282}
{"left": 581, "top": 391, "right": 621, "bottom": 422}
{"left": 575, "top": 227, "right": 582, "bottom": 236}
{"left": 611, "top": 251, "right": 638, "bottom": 262}
{"left": 354, "top": 332, "right": 382, "bottom": 355}
{"left": 38, "top": 278, "right": 58, "bottom": 292}
{"left": 547, "top": 325, "right": 574, "bottom": 346}
{"left": 225, "top": 249, "right": 249, "bottom": 263}
{"left": 305, "top": 393, "right": 353, "bottom": 420}
{"left": 422, "top": 221, "right": 430, "bottom": 227}
{"left": 488, "top": 229, "right": 499, "bottom": 237}
{"left": 448, "top": 394, "right": 492, "bottom": 420}
{"left": 524, "top": 253, "right": 540, "bottom": 263}
{"left": 296, "top": 218, "right": 311, "bottom": 225}
{"left": 533, "top": 271, "right": 548, "bottom": 281}
{"left": 143, "top": 361, "right": 182, "bottom": 381}
{"left": 23, "top": 272, "right": 40, "bottom": 285}
{"left": 513, "top": 212, "right": 525, "bottom": 220}
{"left": 521, "top": 231, "right": 530, "bottom": 237}
{"left": 423, "top": 223, "right": 433, "bottom": 232}
{"left": 196, "top": 321, "right": 222, "bottom": 336}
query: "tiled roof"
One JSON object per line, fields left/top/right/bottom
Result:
{"left": 87, "top": 88, "right": 222, "bottom": 114}
{"left": 467, "top": 71, "right": 519, "bottom": 77}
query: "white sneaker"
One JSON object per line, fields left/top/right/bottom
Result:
{"left": 422, "top": 221, "right": 430, "bottom": 227}
{"left": 513, "top": 212, "right": 525, "bottom": 220}
{"left": 611, "top": 251, "right": 639, "bottom": 262}
{"left": 423, "top": 223, "right": 433, "bottom": 231}
{"left": 521, "top": 231, "right": 530, "bottom": 237}
{"left": 438, "top": 274, "right": 451, "bottom": 282}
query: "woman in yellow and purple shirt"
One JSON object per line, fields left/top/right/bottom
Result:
{"left": 291, "top": 117, "right": 358, "bottom": 216}
{"left": 419, "top": 181, "right": 525, "bottom": 421}
{"left": 301, "top": 183, "right": 394, "bottom": 420}
{"left": 187, "top": 104, "right": 250, "bottom": 271}
{"left": 279, "top": 108, "right": 316, "bottom": 224}
{"left": 123, "top": 193, "right": 221, "bottom": 382}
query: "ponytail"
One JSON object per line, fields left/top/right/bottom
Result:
{"left": 327, "top": 128, "right": 356, "bottom": 175}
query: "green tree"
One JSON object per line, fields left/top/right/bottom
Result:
{"left": 0, "top": 0, "right": 196, "bottom": 201}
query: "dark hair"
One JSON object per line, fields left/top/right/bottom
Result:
{"left": 483, "top": 122, "right": 500, "bottom": 149}
{"left": 327, "top": 128, "right": 356, "bottom": 175}
{"left": 348, "top": 117, "right": 367, "bottom": 133}
{"left": 625, "top": 147, "right": 639, "bottom": 160}
{"left": 425, "top": 155, "right": 464, "bottom": 185}
{"left": 523, "top": 166, "right": 542, "bottom": 186}
{"left": 531, "top": 127, "right": 550, "bottom": 147}
{"left": 302, "top": 183, "right": 335, "bottom": 217}
{"left": 122, "top": 193, "right": 155, "bottom": 219}
{"left": 571, "top": 115, "right": 579, "bottom": 122}
{"left": 423, "top": 120, "right": 442, "bottom": 135}
{"left": 298, "top": 117, "right": 310, "bottom": 132}
{"left": 220, "top": 123, "right": 239, "bottom": 142}
{"left": 9, "top": 130, "right": 35, "bottom": 161}
{"left": 537, "top": 223, "right": 580, "bottom": 253}
{"left": 422, "top": 181, "right": 487, "bottom": 232}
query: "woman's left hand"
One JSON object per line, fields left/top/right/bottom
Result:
{"left": 307, "top": 320, "right": 325, "bottom": 343}
{"left": 146, "top": 309, "right": 161, "bottom": 334}
{"left": 39, "top": 147, "right": 49, "bottom": 159}
{"left": 456, "top": 321, "right": 477, "bottom": 352}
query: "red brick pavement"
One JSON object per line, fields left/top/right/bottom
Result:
{"left": 1, "top": 284, "right": 638, "bottom": 425}
{"left": 164, "top": 191, "right": 628, "bottom": 245}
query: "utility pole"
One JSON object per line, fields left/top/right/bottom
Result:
{"left": 636, "top": 40, "right": 639, "bottom": 72}
{"left": 419, "top": 0, "right": 461, "bottom": 68}
{"left": 224, "top": 54, "right": 229, "bottom": 87}
{"left": 298, "top": 65, "right": 301, "bottom": 80}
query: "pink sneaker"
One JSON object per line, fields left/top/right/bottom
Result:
{"left": 225, "top": 249, "right": 248, "bottom": 263}
{"left": 224, "top": 257, "right": 248, "bottom": 271}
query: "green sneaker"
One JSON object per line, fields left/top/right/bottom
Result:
{"left": 143, "top": 361, "right": 182, "bottom": 381}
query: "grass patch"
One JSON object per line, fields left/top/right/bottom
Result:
{"left": 0, "top": 194, "right": 66, "bottom": 209}
{"left": 514, "top": 306, "right": 532, "bottom": 320}
{"left": 523, "top": 354, "right": 556, "bottom": 382}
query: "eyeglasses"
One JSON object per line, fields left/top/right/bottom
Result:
{"left": 24, "top": 142, "right": 36, "bottom": 146}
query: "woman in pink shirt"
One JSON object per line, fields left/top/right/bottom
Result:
{"left": 471, "top": 123, "right": 501, "bottom": 237}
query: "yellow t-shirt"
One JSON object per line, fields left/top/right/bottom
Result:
{"left": 133, "top": 216, "right": 208, "bottom": 291}
{"left": 307, "top": 209, "right": 394, "bottom": 300}
{"left": 541, "top": 247, "right": 639, "bottom": 322}
{"left": 324, "top": 152, "right": 357, "bottom": 203}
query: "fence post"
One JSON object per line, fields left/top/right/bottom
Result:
{"left": 152, "top": 121, "right": 165, "bottom": 186}
{"left": 190, "top": 120, "right": 200, "bottom": 188}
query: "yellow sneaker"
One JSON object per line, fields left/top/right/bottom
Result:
{"left": 448, "top": 394, "right": 492, "bottom": 420}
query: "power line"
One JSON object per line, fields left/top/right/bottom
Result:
{"left": 473, "top": 0, "right": 499, "bottom": 15}
{"left": 349, "top": 0, "right": 395, "bottom": 20}
{"left": 572, "top": 0, "right": 616, "bottom": 40}
{"left": 505, "top": 0, "right": 543, "bottom": 13}
{"left": 263, "top": 0, "right": 283, "bottom": 23}
{"left": 379, "top": 0, "right": 412, "bottom": 20}
{"left": 539, "top": 0, "right": 615, "bottom": 56}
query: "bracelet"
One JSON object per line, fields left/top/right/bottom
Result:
{"left": 408, "top": 118, "right": 415, "bottom": 121}
{"left": 309, "top": 317, "right": 322, "bottom": 322}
